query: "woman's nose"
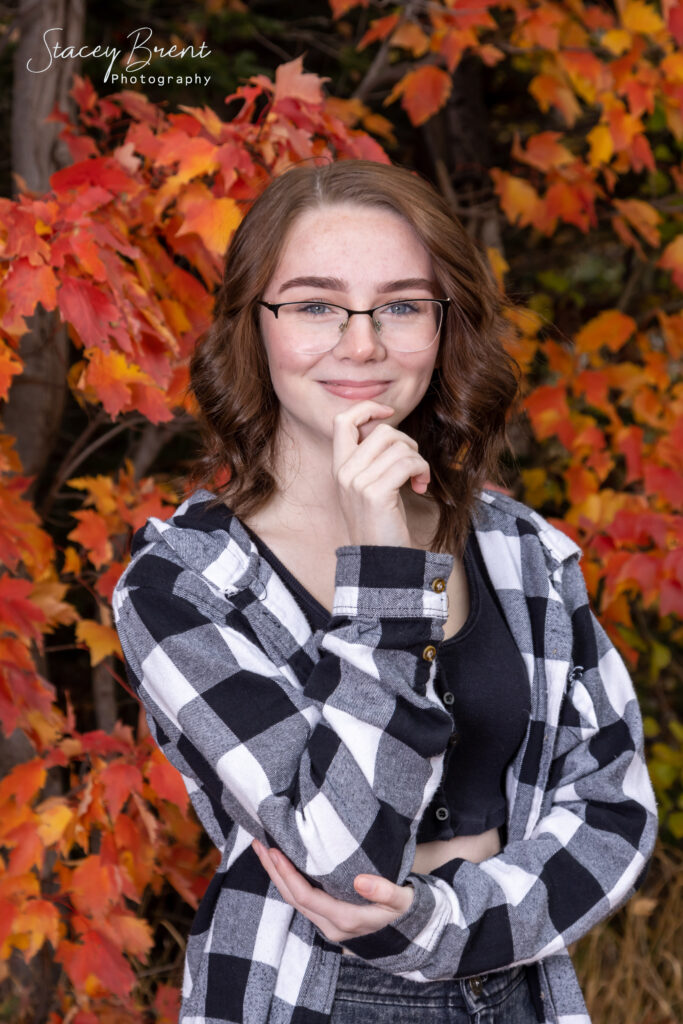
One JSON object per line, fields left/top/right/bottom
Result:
{"left": 332, "top": 312, "right": 386, "bottom": 359}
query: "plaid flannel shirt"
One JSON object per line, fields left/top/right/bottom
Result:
{"left": 112, "top": 487, "right": 657, "bottom": 1024}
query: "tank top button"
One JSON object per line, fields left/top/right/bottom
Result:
{"left": 431, "top": 577, "right": 446, "bottom": 593}
{"left": 443, "top": 690, "right": 455, "bottom": 706}
{"left": 448, "top": 731, "right": 458, "bottom": 746}
{"left": 435, "top": 806, "right": 449, "bottom": 821}
{"left": 422, "top": 644, "right": 437, "bottom": 661}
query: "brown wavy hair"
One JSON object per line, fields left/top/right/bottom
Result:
{"left": 189, "top": 159, "right": 520, "bottom": 554}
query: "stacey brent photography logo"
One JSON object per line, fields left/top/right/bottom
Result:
{"left": 26, "top": 26, "right": 212, "bottom": 87}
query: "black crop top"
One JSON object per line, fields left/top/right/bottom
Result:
{"left": 239, "top": 521, "right": 531, "bottom": 842}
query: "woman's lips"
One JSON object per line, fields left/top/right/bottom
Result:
{"left": 319, "top": 380, "right": 391, "bottom": 399}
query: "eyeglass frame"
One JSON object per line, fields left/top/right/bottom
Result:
{"left": 257, "top": 297, "right": 451, "bottom": 350}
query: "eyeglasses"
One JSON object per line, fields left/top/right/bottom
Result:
{"left": 257, "top": 297, "right": 451, "bottom": 354}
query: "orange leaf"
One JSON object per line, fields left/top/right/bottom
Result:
{"left": 659, "top": 235, "right": 683, "bottom": 289}
{"left": 329, "top": 0, "right": 368, "bottom": 18}
{"left": 146, "top": 750, "right": 189, "bottom": 808}
{"left": 57, "top": 277, "right": 121, "bottom": 348}
{"left": 70, "top": 855, "right": 120, "bottom": 917}
{"left": 67, "top": 509, "right": 113, "bottom": 569}
{"left": 0, "top": 575, "right": 46, "bottom": 640}
{"left": 529, "top": 72, "right": 581, "bottom": 126}
{"left": 385, "top": 66, "right": 452, "bottom": 127}
{"left": 10, "top": 898, "right": 60, "bottom": 961}
{"left": 574, "top": 310, "right": 637, "bottom": 354}
{"left": 358, "top": 13, "right": 399, "bottom": 49}
{"left": 524, "top": 384, "right": 575, "bottom": 447}
{"left": 490, "top": 170, "right": 544, "bottom": 229}
{"left": 78, "top": 348, "right": 163, "bottom": 421}
{"left": 2, "top": 258, "right": 58, "bottom": 318}
{"left": 0, "top": 341, "right": 23, "bottom": 401}
{"left": 615, "top": 426, "right": 644, "bottom": 482}
{"left": 155, "top": 134, "right": 219, "bottom": 186}
{"left": 154, "top": 984, "right": 181, "bottom": 1024}
{"left": 511, "top": 132, "right": 574, "bottom": 171}
{"left": 175, "top": 196, "right": 242, "bottom": 259}
{"left": 391, "top": 21, "right": 430, "bottom": 57}
{"left": 100, "top": 761, "right": 143, "bottom": 819}
{"left": 97, "top": 911, "right": 153, "bottom": 957}
{"left": 643, "top": 465, "right": 683, "bottom": 507}
{"left": 545, "top": 180, "right": 596, "bottom": 232}
{"left": 274, "top": 56, "right": 328, "bottom": 106}
{"left": 57, "top": 931, "right": 135, "bottom": 998}
{"left": 4, "top": 821, "right": 44, "bottom": 875}
{"left": 30, "top": 581, "right": 79, "bottom": 630}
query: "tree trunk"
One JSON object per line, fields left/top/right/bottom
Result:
{"left": 1, "top": 6, "right": 86, "bottom": 1020}
{"left": 3, "top": 0, "right": 85, "bottom": 485}
{"left": 421, "top": 56, "right": 503, "bottom": 254}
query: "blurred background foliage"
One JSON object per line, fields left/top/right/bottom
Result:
{"left": 0, "top": 0, "right": 680, "bottom": 1020}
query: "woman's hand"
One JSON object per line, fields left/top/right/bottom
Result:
{"left": 332, "top": 400, "right": 431, "bottom": 547}
{"left": 252, "top": 839, "right": 414, "bottom": 943}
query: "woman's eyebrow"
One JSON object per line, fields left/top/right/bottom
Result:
{"left": 277, "top": 276, "right": 437, "bottom": 294}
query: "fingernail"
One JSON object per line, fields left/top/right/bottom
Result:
{"left": 355, "top": 877, "right": 375, "bottom": 895}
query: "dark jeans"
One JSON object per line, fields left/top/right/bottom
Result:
{"left": 331, "top": 956, "right": 539, "bottom": 1023}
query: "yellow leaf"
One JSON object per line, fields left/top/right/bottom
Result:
{"left": 587, "top": 123, "right": 614, "bottom": 166}
{"left": 62, "top": 547, "right": 82, "bottom": 575}
{"left": 68, "top": 474, "right": 118, "bottom": 515}
{"left": 486, "top": 247, "right": 509, "bottom": 291}
{"left": 36, "top": 798, "right": 73, "bottom": 846}
{"left": 574, "top": 310, "right": 637, "bottom": 354}
{"left": 622, "top": 1, "right": 665, "bottom": 34}
{"left": 75, "top": 620, "right": 122, "bottom": 666}
{"left": 661, "top": 53, "right": 683, "bottom": 85}
{"left": 602, "top": 28, "right": 632, "bottom": 54}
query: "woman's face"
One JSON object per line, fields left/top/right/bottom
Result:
{"left": 258, "top": 202, "right": 441, "bottom": 450}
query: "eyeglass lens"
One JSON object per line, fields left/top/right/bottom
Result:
{"left": 277, "top": 300, "right": 443, "bottom": 353}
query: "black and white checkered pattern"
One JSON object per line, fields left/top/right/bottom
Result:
{"left": 112, "top": 488, "right": 657, "bottom": 1024}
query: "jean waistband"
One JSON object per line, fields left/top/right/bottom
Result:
{"left": 335, "top": 956, "right": 528, "bottom": 1012}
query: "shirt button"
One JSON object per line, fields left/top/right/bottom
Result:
{"left": 435, "top": 806, "right": 449, "bottom": 821}
{"left": 448, "top": 731, "right": 458, "bottom": 746}
{"left": 469, "top": 976, "right": 484, "bottom": 996}
{"left": 442, "top": 690, "right": 455, "bottom": 706}
{"left": 430, "top": 577, "right": 446, "bottom": 593}
{"left": 422, "top": 644, "right": 437, "bottom": 662}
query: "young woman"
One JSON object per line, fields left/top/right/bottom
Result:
{"left": 113, "top": 160, "right": 657, "bottom": 1024}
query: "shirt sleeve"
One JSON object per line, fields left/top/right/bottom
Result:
{"left": 112, "top": 540, "right": 456, "bottom": 901}
{"left": 341, "top": 552, "right": 658, "bottom": 975}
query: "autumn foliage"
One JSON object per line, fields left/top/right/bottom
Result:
{"left": 0, "top": 0, "right": 681, "bottom": 1019}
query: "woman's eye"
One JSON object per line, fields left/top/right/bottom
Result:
{"left": 296, "top": 302, "right": 333, "bottom": 315}
{"left": 385, "top": 302, "right": 418, "bottom": 316}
